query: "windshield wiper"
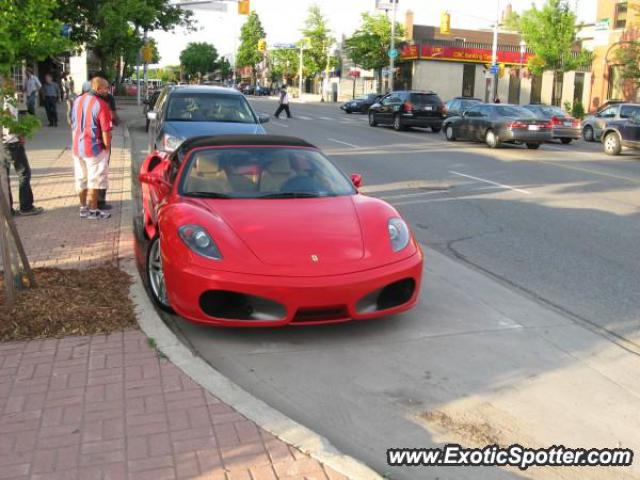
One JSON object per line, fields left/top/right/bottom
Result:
{"left": 185, "top": 191, "right": 232, "bottom": 198}
{"left": 258, "top": 192, "right": 321, "bottom": 199}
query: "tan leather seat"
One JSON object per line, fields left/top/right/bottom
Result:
{"left": 185, "top": 152, "right": 230, "bottom": 193}
{"left": 260, "top": 156, "right": 294, "bottom": 192}
{"left": 225, "top": 152, "right": 258, "bottom": 193}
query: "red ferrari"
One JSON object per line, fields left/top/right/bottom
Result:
{"left": 138, "top": 135, "right": 423, "bottom": 326}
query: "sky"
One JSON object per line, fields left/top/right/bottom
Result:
{"left": 152, "top": 0, "right": 598, "bottom": 67}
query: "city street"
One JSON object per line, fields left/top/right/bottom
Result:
{"left": 129, "top": 99, "right": 640, "bottom": 480}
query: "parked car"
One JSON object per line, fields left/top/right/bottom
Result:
{"left": 600, "top": 110, "right": 640, "bottom": 155}
{"left": 444, "top": 97, "right": 483, "bottom": 118}
{"left": 138, "top": 134, "right": 423, "bottom": 325}
{"left": 522, "top": 104, "right": 581, "bottom": 143}
{"left": 340, "top": 94, "right": 383, "bottom": 114}
{"left": 443, "top": 103, "right": 552, "bottom": 149}
{"left": 368, "top": 90, "right": 445, "bottom": 132}
{"left": 146, "top": 85, "right": 269, "bottom": 153}
{"left": 581, "top": 102, "right": 640, "bottom": 142}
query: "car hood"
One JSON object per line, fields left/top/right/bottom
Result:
{"left": 165, "top": 121, "right": 265, "bottom": 139}
{"left": 199, "top": 196, "right": 365, "bottom": 266}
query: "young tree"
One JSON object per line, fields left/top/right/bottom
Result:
{"left": 344, "top": 12, "right": 404, "bottom": 91}
{"left": 0, "top": 0, "right": 71, "bottom": 303}
{"left": 613, "top": 6, "right": 640, "bottom": 88}
{"left": 269, "top": 49, "right": 299, "bottom": 84}
{"left": 505, "top": 0, "right": 590, "bottom": 75}
{"left": 236, "top": 11, "right": 266, "bottom": 84}
{"left": 300, "top": 5, "right": 334, "bottom": 79}
{"left": 217, "top": 57, "right": 232, "bottom": 81}
{"left": 180, "top": 42, "right": 218, "bottom": 79}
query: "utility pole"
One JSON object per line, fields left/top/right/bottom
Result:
{"left": 299, "top": 41, "right": 304, "bottom": 101}
{"left": 388, "top": 0, "right": 398, "bottom": 92}
{"left": 490, "top": 0, "right": 499, "bottom": 101}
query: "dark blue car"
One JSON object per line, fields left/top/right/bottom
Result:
{"left": 147, "top": 85, "right": 269, "bottom": 152}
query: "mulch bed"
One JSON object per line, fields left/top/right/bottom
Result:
{"left": 0, "top": 266, "right": 138, "bottom": 341}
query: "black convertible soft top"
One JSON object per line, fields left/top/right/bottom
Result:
{"left": 179, "top": 135, "right": 318, "bottom": 152}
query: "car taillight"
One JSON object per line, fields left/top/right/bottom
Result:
{"left": 550, "top": 115, "right": 563, "bottom": 126}
{"left": 403, "top": 101, "right": 413, "bottom": 113}
{"left": 508, "top": 121, "right": 528, "bottom": 129}
{"left": 540, "top": 122, "right": 552, "bottom": 129}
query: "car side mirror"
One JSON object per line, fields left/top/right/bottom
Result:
{"left": 351, "top": 173, "right": 362, "bottom": 188}
{"left": 139, "top": 172, "right": 171, "bottom": 190}
{"left": 147, "top": 111, "right": 158, "bottom": 121}
{"left": 258, "top": 113, "right": 270, "bottom": 124}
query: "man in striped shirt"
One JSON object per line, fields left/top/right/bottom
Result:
{"left": 70, "top": 77, "right": 112, "bottom": 219}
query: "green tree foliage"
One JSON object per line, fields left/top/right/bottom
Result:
{"left": 217, "top": 57, "right": 232, "bottom": 81}
{"left": 269, "top": 49, "right": 299, "bottom": 83}
{"left": 614, "top": 41, "right": 640, "bottom": 84}
{"left": 504, "top": 0, "right": 590, "bottom": 75}
{"left": 300, "top": 5, "right": 333, "bottom": 78}
{"left": 180, "top": 42, "right": 218, "bottom": 79}
{"left": 344, "top": 12, "right": 404, "bottom": 87}
{"left": 236, "top": 11, "right": 266, "bottom": 83}
{"left": 54, "top": 0, "right": 192, "bottom": 79}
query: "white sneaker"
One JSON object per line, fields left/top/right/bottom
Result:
{"left": 87, "top": 209, "right": 111, "bottom": 220}
{"left": 80, "top": 206, "right": 90, "bottom": 218}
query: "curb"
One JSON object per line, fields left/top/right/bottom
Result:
{"left": 118, "top": 123, "right": 382, "bottom": 480}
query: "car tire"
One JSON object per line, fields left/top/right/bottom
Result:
{"left": 393, "top": 114, "right": 404, "bottom": 131}
{"left": 603, "top": 131, "right": 622, "bottom": 156}
{"left": 346, "top": 110, "right": 352, "bottom": 114}
{"left": 431, "top": 126, "right": 441, "bottom": 133}
{"left": 146, "top": 236, "right": 174, "bottom": 313}
{"left": 560, "top": 138, "right": 572, "bottom": 144}
{"left": 368, "top": 112, "right": 377, "bottom": 127}
{"left": 445, "top": 124, "right": 456, "bottom": 141}
{"left": 485, "top": 129, "right": 500, "bottom": 148}
{"left": 583, "top": 125, "right": 594, "bottom": 142}
{"left": 526, "top": 143, "right": 541, "bottom": 149}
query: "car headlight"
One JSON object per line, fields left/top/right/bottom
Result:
{"left": 163, "top": 134, "right": 183, "bottom": 152}
{"left": 388, "top": 218, "right": 410, "bottom": 252}
{"left": 178, "top": 225, "right": 222, "bottom": 260}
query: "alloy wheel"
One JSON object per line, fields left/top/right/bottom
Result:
{"left": 147, "top": 237, "right": 171, "bottom": 309}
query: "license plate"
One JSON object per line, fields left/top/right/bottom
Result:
{"left": 564, "top": 121, "right": 572, "bottom": 126}
{"left": 528, "top": 125, "right": 540, "bottom": 130}
{"left": 424, "top": 106, "right": 433, "bottom": 111}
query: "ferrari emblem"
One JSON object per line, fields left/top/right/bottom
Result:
{"left": 310, "top": 254, "right": 319, "bottom": 263}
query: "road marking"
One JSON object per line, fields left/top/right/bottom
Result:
{"left": 298, "top": 116, "right": 312, "bottom": 120}
{"left": 271, "top": 121, "right": 289, "bottom": 128}
{"left": 450, "top": 171, "right": 531, "bottom": 195}
{"left": 319, "top": 116, "right": 334, "bottom": 121}
{"left": 327, "top": 138, "right": 359, "bottom": 149}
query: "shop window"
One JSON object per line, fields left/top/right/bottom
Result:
{"left": 615, "top": 3, "right": 628, "bottom": 29}
{"left": 462, "top": 64, "right": 475, "bottom": 97}
{"left": 530, "top": 74, "right": 542, "bottom": 103}
{"left": 573, "top": 72, "right": 585, "bottom": 103}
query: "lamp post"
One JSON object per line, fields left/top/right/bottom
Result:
{"left": 388, "top": 0, "right": 398, "bottom": 92}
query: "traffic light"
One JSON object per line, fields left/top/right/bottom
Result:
{"left": 257, "top": 39, "right": 266, "bottom": 52}
{"left": 238, "top": 0, "right": 249, "bottom": 15}
{"left": 440, "top": 12, "right": 451, "bottom": 35}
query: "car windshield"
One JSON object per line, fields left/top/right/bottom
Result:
{"left": 166, "top": 93, "right": 256, "bottom": 123}
{"left": 495, "top": 106, "right": 537, "bottom": 118}
{"left": 180, "top": 147, "right": 356, "bottom": 199}
{"left": 460, "top": 99, "right": 481, "bottom": 109}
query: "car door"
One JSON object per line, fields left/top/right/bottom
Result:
{"left": 371, "top": 94, "right": 388, "bottom": 122}
{"left": 594, "top": 105, "right": 617, "bottom": 137}
{"left": 380, "top": 93, "right": 403, "bottom": 124}
{"left": 621, "top": 110, "right": 640, "bottom": 146}
{"left": 456, "top": 104, "right": 480, "bottom": 139}
{"left": 469, "top": 105, "right": 492, "bottom": 141}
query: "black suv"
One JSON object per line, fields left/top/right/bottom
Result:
{"left": 601, "top": 110, "right": 640, "bottom": 155}
{"left": 368, "top": 90, "right": 445, "bottom": 132}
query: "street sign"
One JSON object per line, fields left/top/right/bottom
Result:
{"left": 490, "top": 64, "right": 498, "bottom": 74}
{"left": 376, "top": 0, "right": 398, "bottom": 10}
{"left": 389, "top": 48, "right": 398, "bottom": 59}
{"left": 172, "top": 0, "right": 227, "bottom": 12}
{"left": 272, "top": 43, "right": 297, "bottom": 49}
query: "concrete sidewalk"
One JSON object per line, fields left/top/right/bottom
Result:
{"left": 1, "top": 107, "right": 351, "bottom": 480}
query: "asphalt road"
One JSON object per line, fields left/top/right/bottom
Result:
{"left": 128, "top": 100, "right": 640, "bottom": 480}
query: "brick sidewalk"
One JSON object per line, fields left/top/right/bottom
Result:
{"left": 1, "top": 107, "right": 350, "bottom": 480}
